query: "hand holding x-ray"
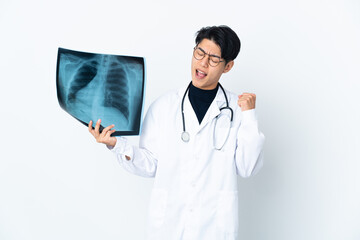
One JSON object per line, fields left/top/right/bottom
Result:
{"left": 88, "top": 119, "right": 117, "bottom": 147}
{"left": 88, "top": 119, "right": 131, "bottom": 160}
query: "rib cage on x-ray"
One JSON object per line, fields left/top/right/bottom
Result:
{"left": 104, "top": 60, "right": 130, "bottom": 119}
{"left": 57, "top": 48, "right": 145, "bottom": 136}
{"left": 68, "top": 59, "right": 98, "bottom": 104}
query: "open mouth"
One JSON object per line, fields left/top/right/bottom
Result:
{"left": 196, "top": 69, "right": 207, "bottom": 79}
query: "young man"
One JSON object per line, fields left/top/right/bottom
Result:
{"left": 89, "top": 25, "right": 264, "bottom": 240}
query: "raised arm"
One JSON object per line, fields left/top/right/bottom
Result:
{"left": 235, "top": 93, "right": 265, "bottom": 177}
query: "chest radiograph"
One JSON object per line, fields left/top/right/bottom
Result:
{"left": 57, "top": 48, "right": 145, "bottom": 135}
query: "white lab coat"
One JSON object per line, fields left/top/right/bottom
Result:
{"left": 110, "top": 85, "right": 265, "bottom": 240}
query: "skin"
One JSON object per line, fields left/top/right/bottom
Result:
{"left": 191, "top": 38, "right": 256, "bottom": 111}
{"left": 191, "top": 39, "right": 234, "bottom": 90}
{"left": 89, "top": 38, "right": 256, "bottom": 154}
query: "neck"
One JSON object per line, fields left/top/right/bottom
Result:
{"left": 190, "top": 82, "right": 219, "bottom": 91}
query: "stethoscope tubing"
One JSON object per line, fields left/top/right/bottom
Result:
{"left": 181, "top": 82, "right": 233, "bottom": 145}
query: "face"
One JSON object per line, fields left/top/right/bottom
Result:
{"left": 191, "top": 38, "right": 234, "bottom": 90}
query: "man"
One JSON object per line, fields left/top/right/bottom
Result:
{"left": 89, "top": 25, "right": 264, "bottom": 240}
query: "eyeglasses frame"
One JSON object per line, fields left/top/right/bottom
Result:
{"left": 193, "top": 47, "right": 225, "bottom": 67}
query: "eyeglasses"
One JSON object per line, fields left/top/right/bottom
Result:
{"left": 193, "top": 47, "right": 224, "bottom": 67}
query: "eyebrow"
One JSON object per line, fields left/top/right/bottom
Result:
{"left": 198, "top": 47, "right": 221, "bottom": 59}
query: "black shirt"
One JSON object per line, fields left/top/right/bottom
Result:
{"left": 188, "top": 82, "right": 219, "bottom": 124}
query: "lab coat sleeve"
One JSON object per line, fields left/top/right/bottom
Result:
{"left": 235, "top": 109, "right": 265, "bottom": 178}
{"left": 108, "top": 104, "right": 159, "bottom": 178}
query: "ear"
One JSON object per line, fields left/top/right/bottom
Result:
{"left": 223, "top": 61, "right": 234, "bottom": 73}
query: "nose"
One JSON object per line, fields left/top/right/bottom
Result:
{"left": 200, "top": 55, "right": 209, "bottom": 67}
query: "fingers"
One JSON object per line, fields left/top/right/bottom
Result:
{"left": 88, "top": 120, "right": 94, "bottom": 135}
{"left": 238, "top": 93, "right": 256, "bottom": 98}
{"left": 88, "top": 119, "right": 116, "bottom": 144}
{"left": 238, "top": 93, "right": 256, "bottom": 111}
{"left": 102, "top": 124, "right": 115, "bottom": 133}
{"left": 100, "top": 123, "right": 115, "bottom": 138}
{"left": 105, "top": 129, "right": 116, "bottom": 139}
{"left": 94, "top": 119, "right": 101, "bottom": 137}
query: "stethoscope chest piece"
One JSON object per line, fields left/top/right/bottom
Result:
{"left": 181, "top": 131, "right": 190, "bottom": 142}
{"left": 180, "top": 82, "right": 233, "bottom": 149}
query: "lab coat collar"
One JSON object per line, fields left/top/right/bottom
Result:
{"left": 177, "top": 83, "right": 227, "bottom": 104}
{"left": 199, "top": 85, "right": 227, "bottom": 131}
{"left": 178, "top": 83, "right": 227, "bottom": 136}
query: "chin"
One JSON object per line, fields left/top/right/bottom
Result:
{"left": 191, "top": 79, "right": 202, "bottom": 88}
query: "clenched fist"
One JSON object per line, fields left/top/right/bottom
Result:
{"left": 238, "top": 93, "right": 256, "bottom": 111}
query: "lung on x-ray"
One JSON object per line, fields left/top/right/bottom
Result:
{"left": 56, "top": 48, "right": 145, "bottom": 136}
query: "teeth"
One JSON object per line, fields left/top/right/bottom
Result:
{"left": 197, "top": 70, "right": 206, "bottom": 75}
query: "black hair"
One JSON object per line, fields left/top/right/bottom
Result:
{"left": 195, "top": 25, "right": 241, "bottom": 64}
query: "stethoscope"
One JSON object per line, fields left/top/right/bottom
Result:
{"left": 181, "top": 82, "right": 233, "bottom": 150}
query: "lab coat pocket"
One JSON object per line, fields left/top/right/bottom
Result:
{"left": 216, "top": 191, "right": 239, "bottom": 234}
{"left": 148, "top": 188, "right": 168, "bottom": 229}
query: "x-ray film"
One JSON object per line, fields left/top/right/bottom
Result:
{"left": 56, "top": 48, "right": 145, "bottom": 136}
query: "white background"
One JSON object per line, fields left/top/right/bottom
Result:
{"left": 1, "top": 0, "right": 359, "bottom": 239}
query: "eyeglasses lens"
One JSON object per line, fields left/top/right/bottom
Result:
{"left": 193, "top": 48, "right": 220, "bottom": 67}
